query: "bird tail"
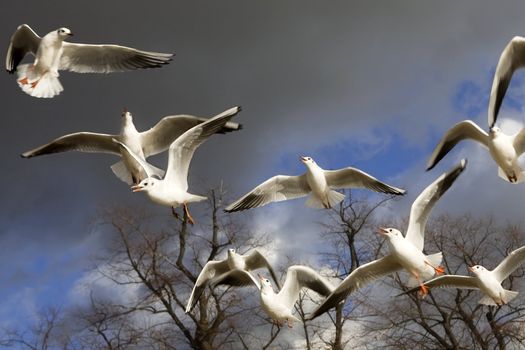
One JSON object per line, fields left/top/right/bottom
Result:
{"left": 305, "top": 190, "right": 345, "bottom": 209}
{"left": 478, "top": 290, "right": 518, "bottom": 305}
{"left": 17, "top": 64, "right": 63, "bottom": 98}
{"left": 110, "top": 161, "right": 133, "bottom": 185}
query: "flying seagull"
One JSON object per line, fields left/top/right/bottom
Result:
{"left": 115, "top": 106, "right": 241, "bottom": 224}
{"left": 307, "top": 159, "right": 467, "bottom": 320}
{"left": 427, "top": 120, "right": 525, "bottom": 183}
{"left": 21, "top": 108, "right": 242, "bottom": 185}
{"left": 185, "top": 248, "right": 280, "bottom": 313}
{"left": 6, "top": 24, "right": 173, "bottom": 98}
{"left": 225, "top": 157, "right": 405, "bottom": 212}
{"left": 488, "top": 36, "right": 525, "bottom": 128}
{"left": 213, "top": 265, "right": 335, "bottom": 328}
{"left": 399, "top": 245, "right": 525, "bottom": 306}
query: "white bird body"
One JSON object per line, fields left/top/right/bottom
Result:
{"left": 472, "top": 267, "right": 507, "bottom": 304}
{"left": 119, "top": 114, "right": 148, "bottom": 182}
{"left": 304, "top": 160, "right": 331, "bottom": 207}
{"left": 259, "top": 283, "right": 300, "bottom": 324}
{"left": 139, "top": 179, "right": 206, "bottom": 208}
{"left": 488, "top": 129, "right": 524, "bottom": 182}
{"left": 228, "top": 249, "right": 247, "bottom": 270}
{"left": 387, "top": 233, "right": 436, "bottom": 283}
{"left": 33, "top": 30, "right": 64, "bottom": 76}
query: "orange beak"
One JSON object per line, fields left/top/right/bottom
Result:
{"left": 131, "top": 185, "right": 143, "bottom": 193}
{"left": 468, "top": 266, "right": 474, "bottom": 273}
{"left": 377, "top": 227, "right": 389, "bottom": 235}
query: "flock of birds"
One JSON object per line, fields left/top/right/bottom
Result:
{"left": 7, "top": 24, "right": 525, "bottom": 329}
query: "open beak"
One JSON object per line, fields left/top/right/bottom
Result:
{"left": 377, "top": 227, "right": 389, "bottom": 235}
{"left": 300, "top": 156, "right": 308, "bottom": 162}
{"left": 468, "top": 266, "right": 474, "bottom": 273}
{"left": 131, "top": 185, "right": 143, "bottom": 193}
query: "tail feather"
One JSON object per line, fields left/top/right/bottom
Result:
{"left": 502, "top": 290, "right": 519, "bottom": 304}
{"left": 305, "top": 190, "right": 345, "bottom": 209}
{"left": 17, "top": 64, "right": 63, "bottom": 98}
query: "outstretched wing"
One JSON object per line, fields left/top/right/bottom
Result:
{"left": 324, "top": 167, "right": 405, "bottom": 195}
{"left": 224, "top": 175, "right": 310, "bottom": 212}
{"left": 493, "top": 245, "right": 525, "bottom": 282}
{"left": 427, "top": 120, "right": 488, "bottom": 171}
{"left": 210, "top": 269, "right": 260, "bottom": 290}
{"left": 512, "top": 128, "right": 525, "bottom": 156}
{"left": 60, "top": 42, "right": 172, "bottom": 73}
{"left": 244, "top": 250, "right": 281, "bottom": 289}
{"left": 406, "top": 159, "right": 467, "bottom": 251}
{"left": 6, "top": 24, "right": 40, "bottom": 73}
{"left": 164, "top": 106, "right": 240, "bottom": 190}
{"left": 308, "top": 255, "right": 402, "bottom": 320}
{"left": 398, "top": 275, "right": 479, "bottom": 296}
{"left": 140, "top": 109, "right": 242, "bottom": 157}
{"left": 21, "top": 132, "right": 120, "bottom": 158}
{"left": 488, "top": 36, "right": 525, "bottom": 128}
{"left": 185, "top": 259, "right": 230, "bottom": 313}
{"left": 278, "top": 265, "right": 335, "bottom": 311}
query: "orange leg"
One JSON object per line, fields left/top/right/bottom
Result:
{"left": 18, "top": 77, "right": 29, "bottom": 85}
{"left": 287, "top": 318, "right": 294, "bottom": 328}
{"left": 183, "top": 203, "right": 195, "bottom": 225}
{"left": 425, "top": 260, "right": 445, "bottom": 275}
{"left": 31, "top": 80, "right": 39, "bottom": 89}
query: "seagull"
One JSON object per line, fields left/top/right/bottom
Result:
{"left": 21, "top": 107, "right": 242, "bottom": 185}
{"left": 213, "top": 265, "right": 335, "bottom": 328}
{"left": 224, "top": 157, "right": 405, "bottom": 212}
{"left": 399, "top": 245, "right": 525, "bottom": 306}
{"left": 6, "top": 24, "right": 173, "bottom": 98}
{"left": 114, "top": 106, "right": 241, "bottom": 224}
{"left": 426, "top": 120, "right": 525, "bottom": 183}
{"left": 488, "top": 36, "right": 525, "bottom": 129}
{"left": 307, "top": 160, "right": 467, "bottom": 320}
{"left": 185, "top": 248, "right": 280, "bottom": 313}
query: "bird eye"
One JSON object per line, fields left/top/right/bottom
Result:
{"left": 266, "top": 279, "right": 269, "bottom": 283}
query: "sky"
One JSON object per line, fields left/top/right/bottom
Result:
{"left": 3, "top": 0, "right": 525, "bottom": 340}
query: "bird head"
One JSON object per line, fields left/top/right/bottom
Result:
{"left": 227, "top": 248, "right": 236, "bottom": 256}
{"left": 121, "top": 108, "right": 133, "bottom": 122}
{"left": 131, "top": 178, "right": 156, "bottom": 193}
{"left": 258, "top": 273, "right": 273, "bottom": 291}
{"left": 300, "top": 156, "right": 316, "bottom": 166}
{"left": 468, "top": 265, "right": 487, "bottom": 276}
{"left": 489, "top": 126, "right": 501, "bottom": 136}
{"left": 56, "top": 27, "right": 73, "bottom": 39}
{"left": 377, "top": 227, "right": 403, "bottom": 240}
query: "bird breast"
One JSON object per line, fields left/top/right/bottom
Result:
{"left": 477, "top": 274, "right": 503, "bottom": 298}
{"left": 305, "top": 167, "right": 327, "bottom": 195}
{"left": 36, "top": 36, "right": 63, "bottom": 72}
{"left": 260, "top": 292, "right": 289, "bottom": 320}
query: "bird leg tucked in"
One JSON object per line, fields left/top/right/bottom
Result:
{"left": 18, "top": 77, "right": 29, "bottom": 85}
{"left": 171, "top": 207, "right": 182, "bottom": 221}
{"left": 411, "top": 272, "right": 429, "bottom": 297}
{"left": 425, "top": 260, "right": 445, "bottom": 275}
{"left": 287, "top": 318, "right": 294, "bottom": 328}
{"left": 183, "top": 203, "right": 195, "bottom": 225}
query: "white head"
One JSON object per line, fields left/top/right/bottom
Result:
{"left": 56, "top": 27, "right": 73, "bottom": 39}
{"left": 258, "top": 274, "right": 273, "bottom": 293}
{"left": 131, "top": 177, "right": 158, "bottom": 193}
{"left": 489, "top": 126, "right": 501, "bottom": 136}
{"left": 377, "top": 227, "right": 403, "bottom": 241}
{"left": 300, "top": 156, "right": 316, "bottom": 167}
{"left": 121, "top": 108, "right": 134, "bottom": 124}
{"left": 468, "top": 265, "right": 488, "bottom": 276}
{"left": 227, "top": 248, "right": 236, "bottom": 256}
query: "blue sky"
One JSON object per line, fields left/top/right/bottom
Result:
{"left": 3, "top": 1, "right": 525, "bottom": 339}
